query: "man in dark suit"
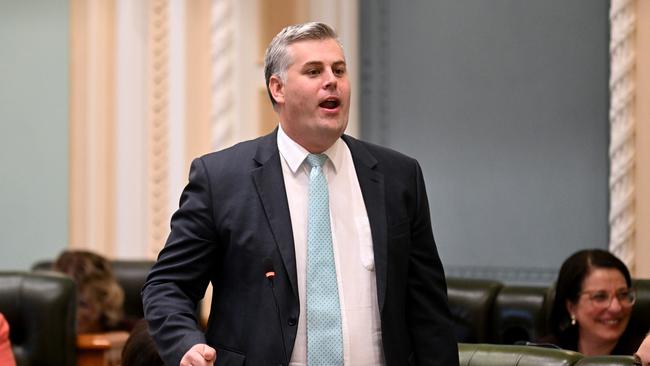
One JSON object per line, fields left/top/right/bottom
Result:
{"left": 142, "top": 22, "right": 458, "bottom": 366}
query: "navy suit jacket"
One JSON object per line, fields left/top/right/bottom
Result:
{"left": 142, "top": 130, "right": 458, "bottom": 366}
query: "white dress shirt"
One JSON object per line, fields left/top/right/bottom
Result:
{"left": 277, "top": 125, "right": 385, "bottom": 365}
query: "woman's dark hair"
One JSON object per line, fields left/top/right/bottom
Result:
{"left": 121, "top": 319, "right": 163, "bottom": 366}
{"left": 548, "top": 249, "right": 632, "bottom": 347}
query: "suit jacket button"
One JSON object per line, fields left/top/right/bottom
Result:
{"left": 288, "top": 317, "right": 297, "bottom": 326}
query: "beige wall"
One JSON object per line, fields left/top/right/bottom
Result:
{"left": 69, "top": 0, "right": 117, "bottom": 256}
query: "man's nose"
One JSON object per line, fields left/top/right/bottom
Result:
{"left": 323, "top": 70, "right": 338, "bottom": 89}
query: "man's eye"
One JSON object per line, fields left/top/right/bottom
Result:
{"left": 334, "top": 68, "right": 346, "bottom": 76}
{"left": 306, "top": 69, "right": 320, "bottom": 76}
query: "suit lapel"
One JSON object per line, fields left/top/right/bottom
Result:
{"left": 342, "top": 135, "right": 388, "bottom": 312}
{"left": 251, "top": 131, "right": 299, "bottom": 299}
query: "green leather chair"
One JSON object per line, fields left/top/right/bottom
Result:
{"left": 630, "top": 279, "right": 650, "bottom": 337}
{"left": 459, "top": 344, "right": 640, "bottom": 366}
{"left": 491, "top": 284, "right": 552, "bottom": 344}
{"left": 459, "top": 343, "right": 582, "bottom": 366}
{"left": 447, "top": 278, "right": 503, "bottom": 343}
{"left": 108, "top": 260, "right": 155, "bottom": 319}
{"left": 0, "top": 271, "right": 76, "bottom": 366}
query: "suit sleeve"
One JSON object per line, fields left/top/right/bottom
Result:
{"left": 142, "top": 157, "right": 218, "bottom": 366}
{"left": 407, "top": 161, "right": 459, "bottom": 365}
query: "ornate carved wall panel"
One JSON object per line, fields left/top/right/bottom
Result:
{"left": 609, "top": 0, "right": 637, "bottom": 271}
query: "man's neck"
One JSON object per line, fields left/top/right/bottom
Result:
{"left": 278, "top": 123, "right": 340, "bottom": 154}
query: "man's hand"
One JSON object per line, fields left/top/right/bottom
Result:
{"left": 180, "top": 343, "right": 217, "bottom": 366}
{"left": 635, "top": 334, "right": 650, "bottom": 366}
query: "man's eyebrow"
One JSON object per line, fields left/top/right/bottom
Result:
{"left": 301, "top": 61, "right": 323, "bottom": 68}
{"left": 301, "top": 60, "right": 346, "bottom": 68}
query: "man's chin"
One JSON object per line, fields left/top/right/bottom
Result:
{"left": 311, "top": 118, "right": 343, "bottom": 134}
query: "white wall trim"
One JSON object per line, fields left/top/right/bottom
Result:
{"left": 115, "top": 0, "right": 148, "bottom": 258}
{"left": 168, "top": 0, "right": 186, "bottom": 243}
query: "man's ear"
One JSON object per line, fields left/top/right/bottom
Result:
{"left": 269, "top": 75, "right": 285, "bottom": 105}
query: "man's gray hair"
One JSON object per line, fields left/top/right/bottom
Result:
{"left": 263, "top": 22, "right": 341, "bottom": 108}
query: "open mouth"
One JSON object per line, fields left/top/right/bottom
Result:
{"left": 596, "top": 318, "right": 625, "bottom": 327}
{"left": 319, "top": 98, "right": 340, "bottom": 110}
{"left": 599, "top": 319, "right": 621, "bottom": 325}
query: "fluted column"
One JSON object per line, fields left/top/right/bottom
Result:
{"left": 210, "top": 0, "right": 235, "bottom": 149}
{"left": 609, "top": 0, "right": 636, "bottom": 270}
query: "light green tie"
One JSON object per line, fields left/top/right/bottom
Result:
{"left": 305, "top": 153, "right": 343, "bottom": 365}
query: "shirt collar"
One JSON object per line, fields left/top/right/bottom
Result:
{"left": 277, "top": 124, "right": 343, "bottom": 174}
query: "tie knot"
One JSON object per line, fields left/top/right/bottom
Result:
{"left": 306, "top": 153, "right": 328, "bottom": 168}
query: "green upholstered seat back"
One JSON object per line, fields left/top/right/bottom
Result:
{"left": 459, "top": 343, "right": 582, "bottom": 366}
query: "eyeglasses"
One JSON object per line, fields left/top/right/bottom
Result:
{"left": 579, "top": 288, "right": 637, "bottom": 308}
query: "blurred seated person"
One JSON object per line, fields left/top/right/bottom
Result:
{"left": 543, "top": 248, "right": 647, "bottom": 356}
{"left": 0, "top": 313, "right": 16, "bottom": 366}
{"left": 54, "top": 250, "right": 125, "bottom": 333}
{"left": 121, "top": 319, "right": 163, "bottom": 366}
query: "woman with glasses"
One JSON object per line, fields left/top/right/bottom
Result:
{"left": 543, "top": 249, "right": 646, "bottom": 355}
